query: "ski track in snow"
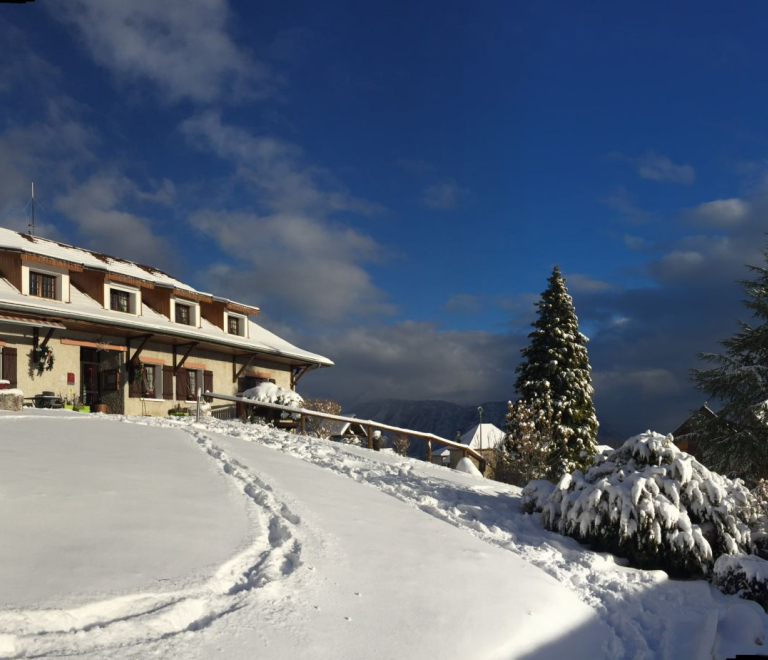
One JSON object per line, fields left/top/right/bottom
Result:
{"left": 175, "top": 416, "right": 766, "bottom": 660}
{"left": 0, "top": 417, "right": 304, "bottom": 659}
{"left": 2, "top": 412, "right": 765, "bottom": 658}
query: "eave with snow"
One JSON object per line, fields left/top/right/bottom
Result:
{"left": 0, "top": 226, "right": 332, "bottom": 415}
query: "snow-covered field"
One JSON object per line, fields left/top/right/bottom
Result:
{"left": 0, "top": 410, "right": 766, "bottom": 659}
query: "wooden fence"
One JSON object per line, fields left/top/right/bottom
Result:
{"left": 203, "top": 391, "right": 487, "bottom": 475}
{"left": 210, "top": 404, "right": 238, "bottom": 421}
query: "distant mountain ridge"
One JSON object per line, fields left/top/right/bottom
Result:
{"left": 348, "top": 398, "right": 626, "bottom": 450}
{"left": 350, "top": 399, "right": 509, "bottom": 441}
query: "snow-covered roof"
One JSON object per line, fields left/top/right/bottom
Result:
{"left": 460, "top": 423, "right": 505, "bottom": 450}
{"left": 436, "top": 423, "right": 506, "bottom": 456}
{"left": 0, "top": 233, "right": 333, "bottom": 367}
{"left": 0, "top": 227, "right": 202, "bottom": 293}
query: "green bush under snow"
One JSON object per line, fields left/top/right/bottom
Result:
{"left": 522, "top": 431, "right": 761, "bottom": 577}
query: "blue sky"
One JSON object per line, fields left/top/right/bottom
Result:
{"left": 2, "top": 1, "right": 768, "bottom": 438}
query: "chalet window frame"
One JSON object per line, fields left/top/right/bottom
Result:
{"left": 228, "top": 315, "right": 240, "bottom": 335}
{"left": 175, "top": 302, "right": 192, "bottom": 326}
{"left": 129, "top": 361, "right": 163, "bottom": 400}
{"left": 225, "top": 311, "right": 247, "bottom": 337}
{"left": 186, "top": 368, "right": 198, "bottom": 401}
{"left": 29, "top": 271, "right": 56, "bottom": 300}
{"left": 110, "top": 288, "right": 131, "bottom": 313}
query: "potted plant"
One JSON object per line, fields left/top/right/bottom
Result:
{"left": 168, "top": 403, "right": 190, "bottom": 417}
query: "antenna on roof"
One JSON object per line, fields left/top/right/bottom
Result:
{"left": 28, "top": 182, "right": 35, "bottom": 237}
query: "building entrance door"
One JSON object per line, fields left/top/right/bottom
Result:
{"left": 80, "top": 347, "right": 101, "bottom": 406}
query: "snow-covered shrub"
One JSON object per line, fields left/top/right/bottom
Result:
{"left": 242, "top": 383, "right": 304, "bottom": 420}
{"left": 714, "top": 554, "right": 768, "bottom": 611}
{"left": 751, "top": 480, "right": 768, "bottom": 559}
{"left": 527, "top": 431, "right": 760, "bottom": 577}
{"left": 302, "top": 397, "right": 342, "bottom": 438}
{"left": 521, "top": 480, "right": 556, "bottom": 514}
{"left": 338, "top": 435, "right": 363, "bottom": 447}
{"left": 392, "top": 433, "right": 410, "bottom": 456}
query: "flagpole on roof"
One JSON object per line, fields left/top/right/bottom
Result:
{"left": 28, "top": 182, "right": 35, "bottom": 237}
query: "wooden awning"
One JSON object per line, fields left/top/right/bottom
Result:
{"left": 0, "top": 313, "right": 66, "bottom": 329}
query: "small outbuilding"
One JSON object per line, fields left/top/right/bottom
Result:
{"left": 329, "top": 415, "right": 369, "bottom": 444}
{"left": 437, "top": 422, "right": 506, "bottom": 469}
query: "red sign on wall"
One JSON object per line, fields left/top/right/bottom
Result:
{"left": 67, "top": 372, "right": 75, "bottom": 386}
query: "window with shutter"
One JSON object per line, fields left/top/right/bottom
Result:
{"left": 1, "top": 347, "right": 17, "bottom": 389}
{"left": 176, "top": 368, "right": 189, "bottom": 401}
{"left": 163, "top": 366, "right": 174, "bottom": 400}
{"left": 129, "top": 367, "right": 142, "bottom": 398}
{"left": 187, "top": 369, "right": 198, "bottom": 401}
{"left": 204, "top": 370, "right": 213, "bottom": 402}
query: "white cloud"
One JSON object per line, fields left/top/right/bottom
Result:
{"left": 654, "top": 250, "right": 705, "bottom": 279}
{"left": 53, "top": 0, "right": 274, "bottom": 104}
{"left": 564, "top": 273, "right": 616, "bottom": 294}
{"left": 421, "top": 180, "right": 465, "bottom": 210}
{"left": 442, "top": 294, "right": 483, "bottom": 315}
{"left": 181, "top": 112, "right": 382, "bottom": 216}
{"left": 180, "top": 112, "right": 393, "bottom": 325}
{"left": 299, "top": 322, "right": 521, "bottom": 406}
{"left": 684, "top": 198, "right": 750, "bottom": 228}
{"left": 0, "top": 101, "right": 97, "bottom": 234}
{"left": 609, "top": 151, "right": 695, "bottom": 185}
{"left": 190, "top": 210, "right": 393, "bottom": 325}
{"left": 623, "top": 234, "right": 650, "bottom": 250}
{"left": 601, "top": 186, "right": 653, "bottom": 224}
{"left": 592, "top": 368, "right": 681, "bottom": 398}
{"left": 637, "top": 152, "right": 695, "bottom": 184}
{"left": 54, "top": 172, "right": 175, "bottom": 268}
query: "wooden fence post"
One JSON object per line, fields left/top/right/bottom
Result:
{"left": 426, "top": 440, "right": 432, "bottom": 463}
{"left": 367, "top": 426, "right": 374, "bottom": 450}
{"left": 300, "top": 413, "right": 306, "bottom": 435}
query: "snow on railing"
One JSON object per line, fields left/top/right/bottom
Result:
{"left": 203, "top": 391, "right": 487, "bottom": 471}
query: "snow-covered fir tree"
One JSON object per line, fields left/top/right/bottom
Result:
{"left": 495, "top": 398, "right": 554, "bottom": 485}
{"left": 691, "top": 252, "right": 768, "bottom": 482}
{"left": 515, "top": 266, "right": 598, "bottom": 479}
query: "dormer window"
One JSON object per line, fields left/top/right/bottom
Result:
{"left": 175, "top": 303, "right": 191, "bottom": 325}
{"left": 228, "top": 316, "right": 240, "bottom": 335}
{"left": 224, "top": 310, "right": 247, "bottom": 337}
{"left": 22, "top": 260, "right": 68, "bottom": 302}
{"left": 110, "top": 289, "right": 130, "bottom": 313}
{"left": 30, "top": 272, "right": 56, "bottom": 299}
{"left": 170, "top": 297, "right": 200, "bottom": 327}
{"left": 104, "top": 281, "right": 140, "bottom": 315}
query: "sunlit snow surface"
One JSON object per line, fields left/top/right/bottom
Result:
{"left": 0, "top": 409, "right": 765, "bottom": 659}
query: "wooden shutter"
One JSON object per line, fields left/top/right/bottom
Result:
{"left": 204, "top": 370, "right": 213, "bottom": 402}
{"left": 128, "top": 362, "right": 141, "bottom": 398}
{"left": 176, "top": 367, "right": 189, "bottom": 401}
{"left": 2, "top": 347, "right": 17, "bottom": 389}
{"left": 163, "top": 366, "right": 174, "bottom": 400}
